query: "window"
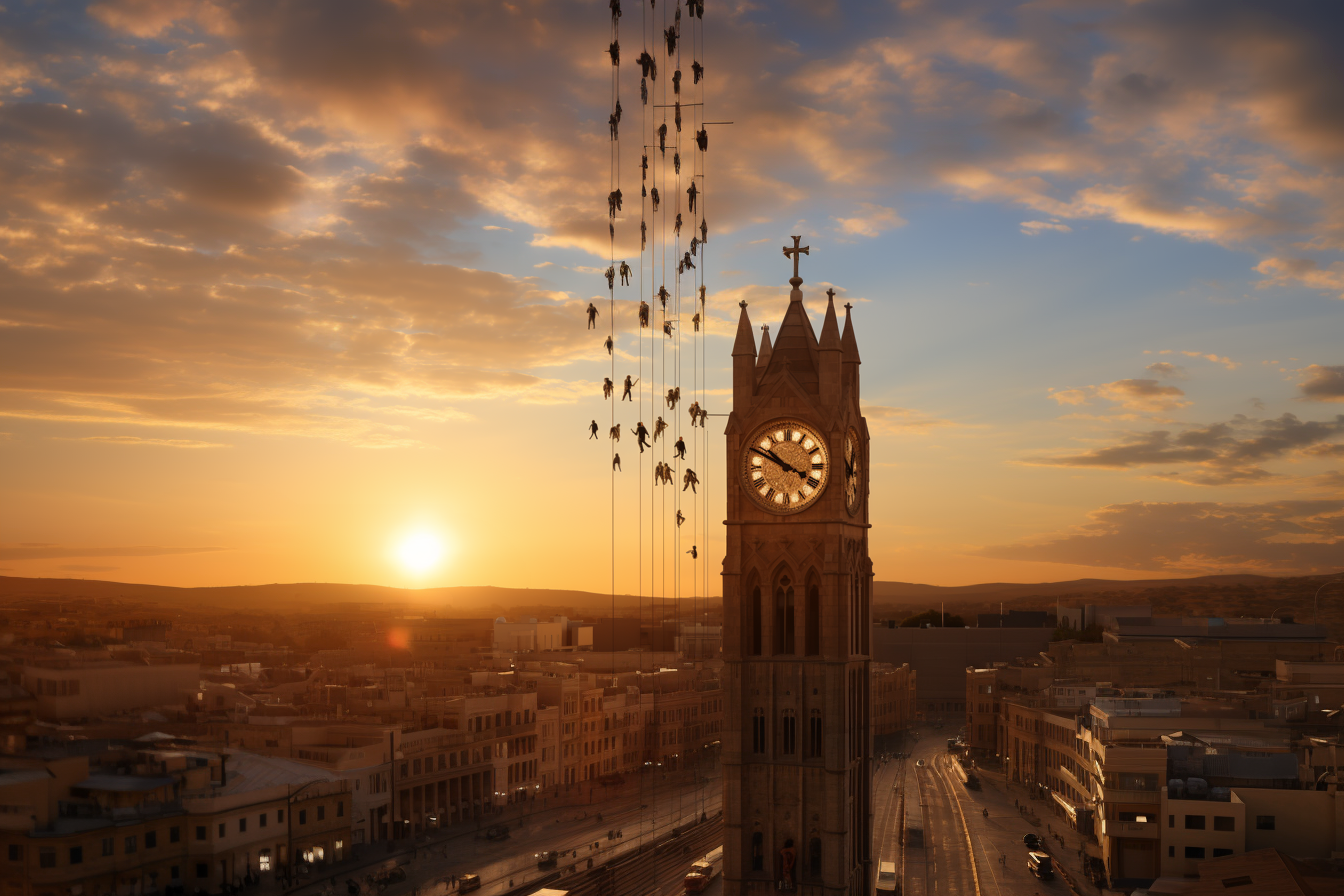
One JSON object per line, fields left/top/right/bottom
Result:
{"left": 809, "top": 710, "right": 823, "bottom": 758}
{"left": 299, "top": 810, "right": 307, "bottom": 825}
{"left": 1119, "top": 812, "right": 1150, "bottom": 823}
{"left": 782, "top": 710, "right": 796, "bottom": 754}
{"left": 170, "top": 866, "right": 180, "bottom": 881}
{"left": 39, "top": 849, "right": 55, "bottom": 869}
{"left": 1213, "top": 849, "right": 1235, "bottom": 858}
{"left": 750, "top": 586, "right": 762, "bottom": 656}
{"left": 259, "top": 813, "right": 267, "bottom": 828}
{"left": 197, "top": 863, "right": 209, "bottom": 879}
{"left": 805, "top": 585, "right": 819, "bottom": 656}
{"left": 1214, "top": 816, "right": 1235, "bottom": 832}
{"left": 1184, "top": 846, "right": 1206, "bottom": 859}
{"left": 145, "top": 830, "right": 157, "bottom": 848}
{"left": 808, "top": 837, "right": 822, "bottom": 878}
{"left": 1168, "top": 846, "right": 1175, "bottom": 858}
{"left": 218, "top": 823, "right": 225, "bottom": 837}
{"left": 6, "top": 845, "right": 20, "bottom": 861}
{"left": 125, "top": 835, "right": 137, "bottom": 854}
{"left": 317, "top": 806, "right": 325, "bottom": 821}
{"left": 1168, "top": 814, "right": 1175, "bottom": 828}
{"left": 68, "top": 846, "right": 83, "bottom": 865}
{"left": 337, "top": 801, "right": 344, "bottom": 818}
{"left": 413, "top": 759, "right": 422, "bottom": 775}
{"left": 196, "top": 826, "right": 207, "bottom": 841}
{"left": 751, "top": 832, "right": 764, "bottom": 872}
{"left": 102, "top": 838, "right": 114, "bottom": 856}
{"left": 238, "top": 818, "right": 247, "bottom": 833}
{"left": 1185, "top": 815, "right": 1206, "bottom": 830}
{"left": 1255, "top": 816, "right": 1275, "bottom": 830}
{"left": 752, "top": 709, "right": 766, "bottom": 754}
{"left": 170, "top": 826, "right": 181, "bottom": 843}
{"left": 259, "top": 849, "right": 271, "bottom": 872}
{"left": 774, "top": 576, "right": 796, "bottom": 654}
{"left": 277, "top": 810, "right": 284, "bottom": 823}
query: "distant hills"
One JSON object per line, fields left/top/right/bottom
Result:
{"left": 872, "top": 574, "right": 1281, "bottom": 605}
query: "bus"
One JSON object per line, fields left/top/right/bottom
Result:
{"left": 684, "top": 846, "right": 724, "bottom": 893}
{"left": 875, "top": 861, "right": 898, "bottom": 894}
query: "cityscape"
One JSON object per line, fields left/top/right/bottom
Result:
{"left": 2, "top": 3, "right": 1343, "bottom": 896}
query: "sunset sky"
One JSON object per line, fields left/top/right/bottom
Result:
{"left": 1, "top": 0, "right": 1341, "bottom": 594}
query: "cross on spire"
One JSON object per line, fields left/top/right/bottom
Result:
{"left": 783, "top": 235, "right": 810, "bottom": 280}
{"left": 826, "top": 288, "right": 836, "bottom": 301}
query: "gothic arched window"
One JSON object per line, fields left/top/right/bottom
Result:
{"left": 781, "top": 709, "right": 796, "bottom": 754}
{"left": 774, "top": 574, "right": 795, "bottom": 655}
{"left": 750, "top": 585, "right": 762, "bottom": 656}
{"left": 805, "top": 580, "right": 820, "bottom": 656}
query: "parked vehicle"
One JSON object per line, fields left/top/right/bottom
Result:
{"left": 458, "top": 874, "right": 482, "bottom": 893}
{"left": 684, "top": 845, "right": 723, "bottom": 893}
{"left": 1022, "top": 833, "right": 1042, "bottom": 848}
{"left": 536, "top": 851, "right": 559, "bottom": 868}
{"left": 875, "top": 861, "right": 898, "bottom": 894}
{"left": 1027, "top": 851, "right": 1054, "bottom": 881}
{"left": 963, "top": 774, "right": 981, "bottom": 790}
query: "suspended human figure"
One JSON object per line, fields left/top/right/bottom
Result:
{"left": 663, "top": 320, "right": 673, "bottom": 338}
{"left": 689, "top": 236, "right": 700, "bottom": 257}
{"left": 641, "top": 77, "right": 648, "bottom": 105}
{"left": 622, "top": 374, "right": 636, "bottom": 401}
{"left": 666, "top": 386, "right": 680, "bottom": 409}
{"left": 672, "top": 69, "right": 681, "bottom": 95}
{"left": 687, "top": 181, "right": 698, "bottom": 214}
{"left": 610, "top": 0, "right": 621, "bottom": 21}
{"left": 674, "top": 102, "right": 682, "bottom": 133}
{"left": 688, "top": 401, "right": 701, "bottom": 426}
{"left": 658, "top": 123, "right": 667, "bottom": 155}
{"left": 662, "top": 463, "right": 676, "bottom": 485}
{"left": 604, "top": 335, "right": 613, "bottom": 355}
{"left": 609, "top": 41, "right": 619, "bottom": 66}
{"left": 637, "top": 50, "right": 656, "bottom": 80}
{"left": 589, "top": 420, "right": 600, "bottom": 439}
{"left": 680, "top": 251, "right": 695, "bottom": 274}
{"left": 665, "top": 25, "right": 677, "bottom": 56}
{"left": 675, "top": 509, "right": 685, "bottom": 527}
{"left": 635, "top": 421, "right": 650, "bottom": 453}
{"left": 692, "top": 60, "right": 703, "bottom": 83}
{"left": 587, "top": 302, "right": 599, "bottom": 329}
{"left": 698, "top": 407, "right": 708, "bottom": 427}
{"left": 686, "top": 545, "right": 697, "bottom": 560}
{"left": 609, "top": 423, "right": 621, "bottom": 442}
{"left": 657, "top": 285, "right": 670, "bottom": 309}
{"left": 688, "top": 0, "right": 704, "bottom": 19}
{"left": 608, "top": 189, "right": 622, "bottom": 217}
{"left": 650, "top": 187, "right": 660, "bottom": 212}
{"left": 613, "top": 453, "right": 622, "bottom": 472}
{"left": 698, "top": 284, "right": 706, "bottom": 307}
{"left": 619, "top": 261, "right": 632, "bottom": 285}
{"left": 653, "top": 416, "right": 667, "bottom": 442}
{"left": 639, "top": 300, "right": 650, "bottom": 328}
{"left": 640, "top": 220, "right": 647, "bottom": 250}
{"left": 691, "top": 312, "right": 701, "bottom": 332}
{"left": 641, "top": 153, "right": 649, "bottom": 182}
{"left": 674, "top": 213, "right": 683, "bottom": 237}
{"left": 609, "top": 112, "right": 619, "bottom": 141}
{"left": 683, "top": 468, "right": 699, "bottom": 493}
{"left": 674, "top": 436, "right": 687, "bottom": 459}
{"left": 699, "top": 218, "right": 708, "bottom": 243}
{"left": 696, "top": 128, "right": 708, "bottom": 152}
{"left": 603, "top": 378, "right": 614, "bottom": 399}
{"left": 673, "top": 152, "right": 680, "bottom": 175}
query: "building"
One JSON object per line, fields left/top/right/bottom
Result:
{"left": 1058, "top": 604, "right": 1151, "bottom": 631}
{"left": 722, "top": 266, "right": 872, "bottom": 896}
{"left": 875, "top": 626, "right": 1053, "bottom": 719}
{"left": 14, "top": 660, "right": 199, "bottom": 721}
{"left": 871, "top": 663, "right": 915, "bottom": 752}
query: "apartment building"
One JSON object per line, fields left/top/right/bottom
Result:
{"left": 13, "top": 660, "right": 199, "bottom": 722}
{"left": 872, "top": 663, "right": 916, "bottom": 751}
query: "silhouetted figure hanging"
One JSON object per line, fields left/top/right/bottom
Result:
{"left": 673, "top": 69, "right": 682, "bottom": 95}
{"left": 687, "top": 182, "right": 698, "bottom": 213}
{"left": 689, "top": 236, "right": 699, "bottom": 257}
{"left": 674, "top": 213, "right": 683, "bottom": 237}
{"left": 619, "top": 261, "right": 632, "bottom": 285}
{"left": 686, "top": 545, "right": 697, "bottom": 559}
{"left": 696, "top": 128, "right": 708, "bottom": 152}
{"left": 657, "top": 285, "right": 670, "bottom": 309}
{"left": 641, "top": 153, "right": 649, "bottom": 181}
{"left": 699, "top": 218, "right": 708, "bottom": 243}
{"left": 607, "top": 189, "right": 622, "bottom": 217}
{"left": 653, "top": 416, "right": 667, "bottom": 441}
{"left": 692, "top": 60, "right": 703, "bottom": 83}
{"left": 655, "top": 462, "right": 673, "bottom": 485}
{"left": 698, "top": 407, "right": 708, "bottom": 427}
{"left": 679, "top": 251, "right": 695, "bottom": 274}
{"left": 640, "top": 220, "right": 647, "bottom": 250}
{"left": 589, "top": 420, "right": 600, "bottom": 439}
{"left": 637, "top": 50, "right": 656, "bottom": 79}
{"left": 610, "top": 423, "right": 621, "bottom": 442}
{"left": 639, "top": 300, "right": 650, "bottom": 328}
{"left": 613, "top": 453, "right": 622, "bottom": 472}
{"left": 674, "top": 102, "right": 682, "bottom": 132}
{"left": 688, "top": 401, "right": 701, "bottom": 426}
{"left": 663, "top": 319, "right": 673, "bottom": 338}
{"left": 603, "top": 377, "right": 614, "bottom": 399}
{"left": 605, "top": 264, "right": 616, "bottom": 288}
{"left": 604, "top": 335, "right": 613, "bottom": 355}
{"left": 615, "top": 99, "right": 622, "bottom": 124}
{"left": 665, "top": 26, "right": 677, "bottom": 56}
{"left": 609, "top": 113, "right": 619, "bottom": 140}
{"left": 650, "top": 187, "right": 660, "bottom": 212}
{"left": 676, "top": 509, "right": 685, "bottom": 527}
{"left": 673, "top": 151, "right": 680, "bottom": 175}
{"left": 688, "top": 0, "right": 703, "bottom": 19}
{"left": 691, "top": 311, "right": 701, "bottom": 332}
{"left": 609, "top": 41, "right": 619, "bottom": 66}
{"left": 611, "top": 0, "right": 622, "bottom": 20}
{"left": 666, "top": 386, "right": 680, "bottom": 409}
{"left": 641, "top": 77, "right": 648, "bottom": 105}
{"left": 587, "top": 303, "right": 599, "bottom": 329}
{"left": 635, "top": 421, "right": 650, "bottom": 453}
{"left": 698, "top": 284, "right": 706, "bottom": 307}
{"left": 658, "top": 123, "right": 667, "bottom": 155}
{"left": 622, "top": 375, "right": 636, "bottom": 401}
{"left": 682, "top": 468, "right": 698, "bottom": 492}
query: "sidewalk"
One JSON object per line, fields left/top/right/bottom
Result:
{"left": 976, "top": 765, "right": 1124, "bottom": 896}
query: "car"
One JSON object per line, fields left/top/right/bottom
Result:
{"left": 1027, "top": 851, "right": 1054, "bottom": 880}
{"left": 1022, "top": 833, "right": 1042, "bottom": 848}
{"left": 458, "top": 874, "right": 482, "bottom": 893}
{"left": 875, "top": 860, "right": 898, "bottom": 894}
{"left": 915, "top": 759, "right": 925, "bottom": 768}
{"left": 963, "top": 774, "right": 981, "bottom": 790}
{"left": 536, "top": 851, "right": 559, "bottom": 868}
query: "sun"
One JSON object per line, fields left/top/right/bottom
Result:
{"left": 393, "top": 529, "right": 449, "bottom": 577}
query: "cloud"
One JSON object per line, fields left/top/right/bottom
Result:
{"left": 0, "top": 544, "right": 228, "bottom": 560}
{"left": 1148, "top": 350, "right": 1239, "bottom": 371}
{"left": 1299, "top": 365, "right": 1344, "bottom": 402}
{"left": 1145, "top": 361, "right": 1187, "bottom": 379}
{"left": 834, "top": 203, "right": 906, "bottom": 238}
{"left": 73, "top": 436, "right": 231, "bottom": 448}
{"left": 1019, "top": 220, "right": 1072, "bottom": 235}
{"left": 861, "top": 405, "right": 954, "bottom": 434}
{"left": 1256, "top": 257, "right": 1344, "bottom": 299}
{"left": 1050, "top": 378, "right": 1188, "bottom": 412}
{"left": 1023, "top": 413, "right": 1344, "bottom": 485}
{"left": 977, "top": 500, "right": 1344, "bottom": 576}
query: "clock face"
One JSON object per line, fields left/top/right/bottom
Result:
{"left": 844, "top": 427, "right": 862, "bottom": 515}
{"left": 741, "top": 420, "right": 829, "bottom": 514}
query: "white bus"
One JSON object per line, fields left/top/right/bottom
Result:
{"left": 875, "top": 861, "right": 898, "bottom": 894}
{"left": 684, "top": 846, "right": 724, "bottom": 893}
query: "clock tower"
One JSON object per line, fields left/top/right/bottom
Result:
{"left": 722, "top": 238, "right": 872, "bottom": 896}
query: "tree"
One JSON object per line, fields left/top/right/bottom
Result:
{"left": 899, "top": 608, "right": 966, "bottom": 628}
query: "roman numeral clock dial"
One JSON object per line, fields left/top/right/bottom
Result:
{"left": 740, "top": 420, "right": 829, "bottom": 515}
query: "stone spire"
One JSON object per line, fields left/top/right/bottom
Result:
{"left": 731, "top": 300, "right": 756, "bottom": 358}
{"left": 756, "top": 324, "right": 773, "bottom": 371}
{"left": 819, "top": 288, "right": 842, "bottom": 402}
{"left": 732, "top": 300, "right": 756, "bottom": 411}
